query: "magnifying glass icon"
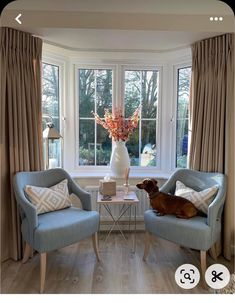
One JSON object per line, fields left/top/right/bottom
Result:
{"left": 184, "top": 273, "right": 191, "bottom": 280}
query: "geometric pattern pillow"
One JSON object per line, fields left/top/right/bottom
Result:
{"left": 175, "top": 180, "right": 218, "bottom": 214}
{"left": 24, "top": 179, "right": 72, "bottom": 215}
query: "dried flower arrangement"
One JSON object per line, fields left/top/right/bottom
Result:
{"left": 92, "top": 107, "right": 140, "bottom": 142}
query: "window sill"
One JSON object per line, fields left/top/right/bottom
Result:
{"left": 70, "top": 170, "right": 172, "bottom": 180}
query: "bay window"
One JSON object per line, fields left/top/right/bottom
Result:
{"left": 42, "top": 49, "right": 191, "bottom": 175}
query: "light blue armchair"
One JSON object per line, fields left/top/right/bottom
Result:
{"left": 143, "top": 169, "right": 226, "bottom": 277}
{"left": 13, "top": 168, "right": 100, "bottom": 293}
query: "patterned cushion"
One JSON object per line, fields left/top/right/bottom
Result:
{"left": 25, "top": 179, "right": 71, "bottom": 214}
{"left": 175, "top": 180, "right": 218, "bottom": 214}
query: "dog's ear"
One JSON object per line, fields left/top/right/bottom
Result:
{"left": 151, "top": 179, "right": 158, "bottom": 185}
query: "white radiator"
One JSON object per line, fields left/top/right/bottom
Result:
{"left": 85, "top": 186, "right": 150, "bottom": 230}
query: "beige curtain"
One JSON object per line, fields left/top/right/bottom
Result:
{"left": 0, "top": 27, "right": 44, "bottom": 261}
{"left": 189, "top": 33, "right": 234, "bottom": 260}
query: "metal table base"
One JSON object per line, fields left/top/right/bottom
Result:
{"left": 97, "top": 192, "right": 138, "bottom": 253}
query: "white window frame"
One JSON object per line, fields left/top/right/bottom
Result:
{"left": 172, "top": 62, "right": 192, "bottom": 171}
{"left": 75, "top": 64, "right": 117, "bottom": 171}
{"left": 74, "top": 63, "right": 163, "bottom": 175}
{"left": 121, "top": 65, "right": 162, "bottom": 171}
{"left": 42, "top": 56, "right": 65, "bottom": 168}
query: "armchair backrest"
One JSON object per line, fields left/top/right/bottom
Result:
{"left": 160, "top": 169, "right": 227, "bottom": 228}
{"left": 14, "top": 168, "right": 73, "bottom": 194}
{"left": 15, "top": 169, "right": 78, "bottom": 202}
{"left": 14, "top": 168, "right": 91, "bottom": 221}
{"left": 13, "top": 169, "right": 74, "bottom": 219}
{"left": 161, "top": 169, "right": 225, "bottom": 193}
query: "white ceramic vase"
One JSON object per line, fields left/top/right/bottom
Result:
{"left": 110, "top": 141, "right": 130, "bottom": 178}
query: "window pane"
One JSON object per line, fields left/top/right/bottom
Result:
{"left": 176, "top": 67, "right": 191, "bottom": 168}
{"left": 42, "top": 63, "right": 61, "bottom": 169}
{"left": 42, "top": 63, "right": 60, "bottom": 131}
{"left": 78, "top": 68, "right": 112, "bottom": 166}
{"left": 79, "top": 119, "right": 95, "bottom": 165}
{"left": 124, "top": 69, "right": 159, "bottom": 167}
{"left": 96, "top": 124, "right": 112, "bottom": 165}
{"left": 96, "top": 69, "right": 112, "bottom": 116}
{"left": 141, "top": 71, "right": 158, "bottom": 119}
{"left": 141, "top": 120, "right": 157, "bottom": 167}
{"left": 126, "top": 127, "right": 139, "bottom": 166}
{"left": 125, "top": 71, "right": 141, "bottom": 118}
{"left": 79, "top": 69, "right": 95, "bottom": 118}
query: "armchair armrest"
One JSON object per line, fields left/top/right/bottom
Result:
{"left": 160, "top": 177, "right": 176, "bottom": 194}
{"left": 13, "top": 179, "right": 38, "bottom": 228}
{"left": 13, "top": 177, "right": 38, "bottom": 245}
{"left": 207, "top": 189, "right": 226, "bottom": 229}
{"left": 69, "top": 179, "right": 92, "bottom": 211}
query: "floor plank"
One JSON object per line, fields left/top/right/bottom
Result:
{"left": 1, "top": 232, "right": 234, "bottom": 294}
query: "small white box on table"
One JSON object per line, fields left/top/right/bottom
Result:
{"left": 99, "top": 176, "right": 116, "bottom": 196}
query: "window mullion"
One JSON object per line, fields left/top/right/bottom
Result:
{"left": 139, "top": 72, "right": 142, "bottom": 166}
{"left": 94, "top": 70, "right": 97, "bottom": 166}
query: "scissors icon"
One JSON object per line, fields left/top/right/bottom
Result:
{"left": 211, "top": 270, "right": 223, "bottom": 282}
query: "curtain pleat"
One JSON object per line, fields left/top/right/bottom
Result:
{"left": 189, "top": 33, "right": 234, "bottom": 259}
{"left": 0, "top": 27, "right": 44, "bottom": 261}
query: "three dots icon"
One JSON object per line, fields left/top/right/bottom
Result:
{"left": 210, "top": 16, "right": 223, "bottom": 21}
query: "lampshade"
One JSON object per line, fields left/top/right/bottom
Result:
{"left": 43, "top": 123, "right": 62, "bottom": 139}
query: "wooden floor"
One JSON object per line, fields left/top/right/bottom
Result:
{"left": 1, "top": 232, "right": 234, "bottom": 294}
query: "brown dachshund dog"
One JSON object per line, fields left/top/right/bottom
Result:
{"left": 136, "top": 178, "right": 197, "bottom": 219}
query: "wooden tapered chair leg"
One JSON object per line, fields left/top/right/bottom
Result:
{"left": 40, "top": 253, "right": 47, "bottom": 294}
{"left": 200, "top": 250, "right": 207, "bottom": 288}
{"left": 30, "top": 248, "right": 34, "bottom": 259}
{"left": 143, "top": 231, "right": 151, "bottom": 261}
{"left": 92, "top": 232, "right": 101, "bottom": 262}
{"left": 22, "top": 242, "right": 32, "bottom": 264}
{"left": 209, "top": 244, "right": 217, "bottom": 261}
{"left": 200, "top": 250, "right": 207, "bottom": 276}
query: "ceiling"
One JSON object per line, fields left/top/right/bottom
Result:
{"left": 1, "top": 0, "right": 234, "bottom": 52}
{"left": 22, "top": 29, "right": 226, "bottom": 53}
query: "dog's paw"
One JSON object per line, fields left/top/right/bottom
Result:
{"left": 156, "top": 212, "right": 165, "bottom": 216}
